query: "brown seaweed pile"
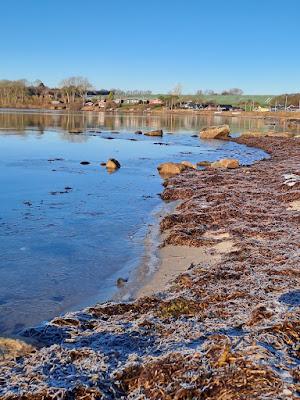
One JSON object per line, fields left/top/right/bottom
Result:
{"left": 0, "top": 137, "right": 300, "bottom": 399}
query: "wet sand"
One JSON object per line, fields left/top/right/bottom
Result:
{"left": 138, "top": 232, "right": 235, "bottom": 298}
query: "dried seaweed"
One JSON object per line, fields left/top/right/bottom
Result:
{"left": 0, "top": 137, "right": 300, "bottom": 399}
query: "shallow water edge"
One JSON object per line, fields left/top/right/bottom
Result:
{"left": 0, "top": 110, "right": 270, "bottom": 337}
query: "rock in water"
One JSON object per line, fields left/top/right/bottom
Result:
{"left": 135, "top": 130, "right": 143, "bottom": 135}
{"left": 197, "top": 160, "right": 211, "bottom": 167}
{"left": 157, "top": 162, "right": 189, "bottom": 177}
{"left": 211, "top": 158, "right": 240, "bottom": 169}
{"left": 106, "top": 159, "right": 121, "bottom": 170}
{"left": 144, "top": 129, "right": 163, "bottom": 137}
{"left": 199, "top": 125, "right": 230, "bottom": 139}
{"left": 68, "top": 128, "right": 83, "bottom": 134}
{"left": 181, "top": 161, "right": 197, "bottom": 169}
{"left": 116, "top": 277, "right": 128, "bottom": 287}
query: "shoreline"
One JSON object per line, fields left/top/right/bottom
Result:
{"left": 137, "top": 231, "right": 236, "bottom": 299}
{"left": 110, "top": 201, "right": 178, "bottom": 303}
{"left": 113, "top": 198, "right": 238, "bottom": 302}
{"left": 1, "top": 135, "right": 300, "bottom": 398}
{"left": 2, "top": 105, "right": 300, "bottom": 122}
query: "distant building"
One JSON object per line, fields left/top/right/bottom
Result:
{"left": 149, "top": 98, "right": 163, "bottom": 105}
{"left": 123, "top": 98, "right": 149, "bottom": 105}
{"left": 218, "top": 104, "right": 233, "bottom": 111}
{"left": 85, "top": 90, "right": 110, "bottom": 100}
{"left": 253, "top": 106, "right": 269, "bottom": 112}
{"left": 287, "top": 105, "right": 300, "bottom": 111}
{"left": 98, "top": 100, "right": 106, "bottom": 108}
{"left": 203, "top": 103, "right": 218, "bottom": 110}
{"left": 181, "top": 101, "right": 202, "bottom": 110}
{"left": 123, "top": 98, "right": 140, "bottom": 104}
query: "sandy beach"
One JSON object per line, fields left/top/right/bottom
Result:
{"left": 138, "top": 232, "right": 235, "bottom": 298}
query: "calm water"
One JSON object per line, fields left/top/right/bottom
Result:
{"left": 0, "top": 110, "right": 272, "bottom": 336}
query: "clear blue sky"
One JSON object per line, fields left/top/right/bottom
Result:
{"left": 0, "top": 0, "right": 299, "bottom": 94}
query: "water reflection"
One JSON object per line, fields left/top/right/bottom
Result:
{"left": 0, "top": 109, "right": 298, "bottom": 138}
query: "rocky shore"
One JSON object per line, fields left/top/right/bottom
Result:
{"left": 0, "top": 136, "right": 300, "bottom": 399}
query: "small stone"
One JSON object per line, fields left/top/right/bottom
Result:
{"left": 210, "top": 158, "right": 240, "bottom": 169}
{"left": 144, "top": 129, "right": 163, "bottom": 137}
{"left": 106, "top": 159, "right": 121, "bottom": 170}
{"left": 116, "top": 277, "right": 128, "bottom": 287}
{"left": 181, "top": 161, "right": 197, "bottom": 169}
{"left": 197, "top": 161, "right": 211, "bottom": 167}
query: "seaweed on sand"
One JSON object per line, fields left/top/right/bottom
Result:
{"left": 0, "top": 137, "right": 300, "bottom": 399}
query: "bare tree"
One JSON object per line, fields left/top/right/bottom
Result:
{"left": 0, "top": 79, "right": 28, "bottom": 106}
{"left": 60, "top": 76, "right": 93, "bottom": 105}
{"left": 204, "top": 89, "right": 218, "bottom": 95}
{"left": 171, "top": 83, "right": 182, "bottom": 96}
{"left": 227, "top": 88, "right": 244, "bottom": 95}
{"left": 33, "top": 79, "right": 43, "bottom": 87}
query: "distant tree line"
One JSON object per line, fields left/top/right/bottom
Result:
{"left": 111, "top": 89, "right": 153, "bottom": 97}
{"left": 271, "top": 93, "right": 300, "bottom": 107}
{"left": 4, "top": 79, "right": 299, "bottom": 111}
{"left": 0, "top": 79, "right": 28, "bottom": 106}
{"left": 0, "top": 78, "right": 158, "bottom": 108}
{"left": 0, "top": 77, "right": 94, "bottom": 108}
{"left": 195, "top": 88, "right": 244, "bottom": 96}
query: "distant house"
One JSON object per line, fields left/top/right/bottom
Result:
{"left": 253, "top": 106, "right": 270, "bottom": 112}
{"left": 51, "top": 100, "right": 63, "bottom": 105}
{"left": 218, "top": 104, "right": 233, "bottom": 111}
{"left": 85, "top": 90, "right": 110, "bottom": 100}
{"left": 98, "top": 100, "right": 106, "bottom": 108}
{"left": 149, "top": 98, "right": 163, "bottom": 105}
{"left": 203, "top": 103, "right": 218, "bottom": 110}
{"left": 287, "top": 105, "right": 300, "bottom": 112}
{"left": 181, "top": 102, "right": 202, "bottom": 110}
{"left": 123, "top": 98, "right": 142, "bottom": 104}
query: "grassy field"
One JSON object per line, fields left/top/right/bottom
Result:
{"left": 127, "top": 93, "right": 276, "bottom": 107}
{"left": 180, "top": 94, "right": 275, "bottom": 106}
